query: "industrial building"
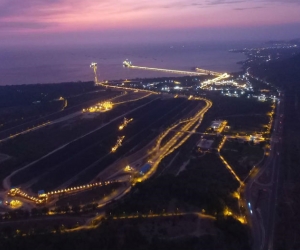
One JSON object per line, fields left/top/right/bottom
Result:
{"left": 210, "top": 120, "right": 223, "bottom": 130}
{"left": 139, "top": 163, "right": 151, "bottom": 176}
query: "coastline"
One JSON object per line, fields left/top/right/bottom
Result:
{"left": 0, "top": 42, "right": 248, "bottom": 86}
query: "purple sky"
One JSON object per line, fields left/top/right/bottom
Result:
{"left": 1, "top": 0, "right": 300, "bottom": 46}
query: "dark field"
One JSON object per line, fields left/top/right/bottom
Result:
{"left": 221, "top": 140, "right": 265, "bottom": 180}
{"left": 0, "top": 93, "right": 154, "bottom": 185}
{"left": 225, "top": 114, "right": 270, "bottom": 134}
{"left": 196, "top": 93, "right": 272, "bottom": 135}
{"left": 108, "top": 153, "right": 240, "bottom": 217}
{"left": 10, "top": 98, "right": 202, "bottom": 192}
{"left": 0, "top": 83, "right": 119, "bottom": 139}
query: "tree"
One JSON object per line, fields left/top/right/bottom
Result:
{"left": 1, "top": 226, "right": 13, "bottom": 238}
{"left": 41, "top": 207, "right": 49, "bottom": 215}
{"left": 54, "top": 206, "right": 62, "bottom": 214}
{"left": 92, "top": 203, "right": 98, "bottom": 210}
{"left": 31, "top": 208, "right": 39, "bottom": 216}
{"left": 63, "top": 206, "right": 71, "bottom": 214}
{"left": 72, "top": 205, "right": 81, "bottom": 214}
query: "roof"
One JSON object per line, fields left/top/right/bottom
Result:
{"left": 140, "top": 163, "right": 151, "bottom": 174}
{"left": 211, "top": 120, "right": 223, "bottom": 128}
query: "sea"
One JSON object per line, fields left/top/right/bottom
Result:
{"left": 0, "top": 41, "right": 260, "bottom": 86}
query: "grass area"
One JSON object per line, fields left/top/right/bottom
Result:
{"left": 225, "top": 114, "right": 270, "bottom": 134}
{"left": 221, "top": 140, "right": 265, "bottom": 180}
{"left": 108, "top": 214, "right": 215, "bottom": 240}
{"left": 0, "top": 153, "right": 10, "bottom": 163}
{"left": 197, "top": 93, "right": 272, "bottom": 135}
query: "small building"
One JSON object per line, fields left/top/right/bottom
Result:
{"left": 258, "top": 95, "right": 266, "bottom": 101}
{"left": 250, "top": 134, "right": 263, "bottom": 141}
{"left": 210, "top": 120, "right": 223, "bottom": 131}
{"left": 5, "top": 199, "right": 22, "bottom": 208}
{"left": 249, "top": 134, "right": 264, "bottom": 144}
{"left": 8, "top": 187, "right": 19, "bottom": 196}
{"left": 38, "top": 190, "right": 48, "bottom": 201}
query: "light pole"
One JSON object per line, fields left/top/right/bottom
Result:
{"left": 90, "top": 62, "right": 98, "bottom": 85}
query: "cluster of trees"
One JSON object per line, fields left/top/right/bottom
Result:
{"left": 221, "top": 140, "right": 265, "bottom": 179}
{"left": 51, "top": 202, "right": 98, "bottom": 214}
{"left": 1, "top": 207, "right": 49, "bottom": 221}
{"left": 107, "top": 153, "right": 239, "bottom": 217}
{"left": 0, "top": 215, "right": 250, "bottom": 250}
{"left": 0, "top": 202, "right": 100, "bottom": 222}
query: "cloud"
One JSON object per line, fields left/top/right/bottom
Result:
{"left": 205, "top": 0, "right": 246, "bottom": 5}
{"left": 234, "top": 6, "right": 264, "bottom": 10}
{"left": 0, "top": 0, "right": 298, "bottom": 19}
{"left": 0, "top": 0, "right": 300, "bottom": 32}
{"left": 0, "top": 21, "right": 57, "bottom": 30}
{"left": 205, "top": 0, "right": 300, "bottom": 4}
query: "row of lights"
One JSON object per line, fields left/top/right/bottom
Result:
{"left": 140, "top": 99, "right": 212, "bottom": 182}
{"left": 82, "top": 101, "right": 113, "bottom": 113}
{"left": 8, "top": 188, "right": 42, "bottom": 204}
{"left": 48, "top": 180, "right": 117, "bottom": 196}
{"left": 8, "top": 181, "right": 119, "bottom": 204}
{"left": 8, "top": 122, "right": 51, "bottom": 140}
{"left": 99, "top": 81, "right": 158, "bottom": 95}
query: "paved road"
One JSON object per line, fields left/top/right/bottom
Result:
{"left": 245, "top": 97, "right": 284, "bottom": 250}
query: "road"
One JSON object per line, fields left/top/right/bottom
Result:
{"left": 244, "top": 97, "right": 284, "bottom": 250}
{"left": 83, "top": 97, "right": 212, "bottom": 207}
{"left": 139, "top": 98, "right": 212, "bottom": 181}
{"left": 97, "top": 81, "right": 158, "bottom": 94}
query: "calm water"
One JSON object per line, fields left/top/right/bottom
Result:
{"left": 0, "top": 41, "right": 254, "bottom": 86}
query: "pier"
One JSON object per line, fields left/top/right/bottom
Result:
{"left": 123, "top": 60, "right": 223, "bottom": 77}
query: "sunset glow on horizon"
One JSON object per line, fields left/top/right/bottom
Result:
{"left": 1, "top": 0, "right": 300, "bottom": 45}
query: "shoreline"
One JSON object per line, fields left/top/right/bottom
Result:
{"left": 0, "top": 42, "right": 248, "bottom": 86}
